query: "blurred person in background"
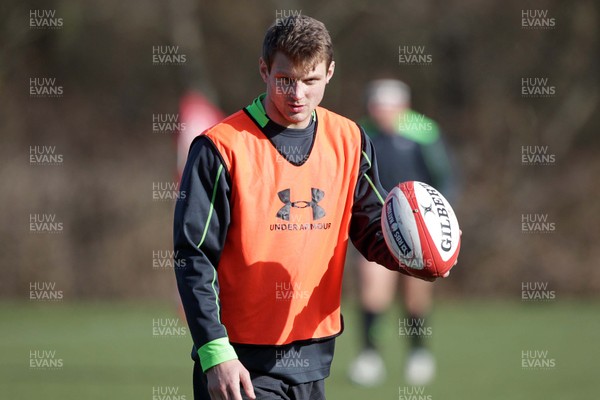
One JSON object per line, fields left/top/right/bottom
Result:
{"left": 348, "top": 79, "right": 459, "bottom": 387}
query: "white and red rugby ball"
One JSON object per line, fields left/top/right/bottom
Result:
{"left": 382, "top": 181, "right": 461, "bottom": 280}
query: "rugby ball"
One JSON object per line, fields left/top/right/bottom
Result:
{"left": 381, "top": 181, "right": 461, "bottom": 280}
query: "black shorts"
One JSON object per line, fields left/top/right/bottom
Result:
{"left": 193, "top": 360, "right": 326, "bottom": 400}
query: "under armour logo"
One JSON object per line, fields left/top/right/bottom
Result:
{"left": 276, "top": 188, "right": 326, "bottom": 221}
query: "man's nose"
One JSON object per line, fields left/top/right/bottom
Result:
{"left": 290, "top": 81, "right": 305, "bottom": 100}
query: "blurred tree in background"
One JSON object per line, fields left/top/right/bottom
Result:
{"left": 0, "top": 0, "right": 598, "bottom": 299}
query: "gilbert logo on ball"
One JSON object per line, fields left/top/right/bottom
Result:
{"left": 382, "top": 181, "right": 461, "bottom": 279}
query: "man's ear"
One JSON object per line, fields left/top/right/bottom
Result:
{"left": 326, "top": 61, "right": 335, "bottom": 84}
{"left": 259, "top": 57, "right": 269, "bottom": 83}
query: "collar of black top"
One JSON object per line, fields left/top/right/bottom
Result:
{"left": 245, "top": 93, "right": 316, "bottom": 128}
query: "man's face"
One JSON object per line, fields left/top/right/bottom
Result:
{"left": 260, "top": 52, "right": 335, "bottom": 129}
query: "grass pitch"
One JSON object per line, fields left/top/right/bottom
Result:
{"left": 1, "top": 299, "right": 598, "bottom": 399}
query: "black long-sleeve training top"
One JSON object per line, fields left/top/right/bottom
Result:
{"left": 173, "top": 104, "right": 411, "bottom": 384}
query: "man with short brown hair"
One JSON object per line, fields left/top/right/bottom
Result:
{"left": 174, "top": 15, "right": 436, "bottom": 400}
